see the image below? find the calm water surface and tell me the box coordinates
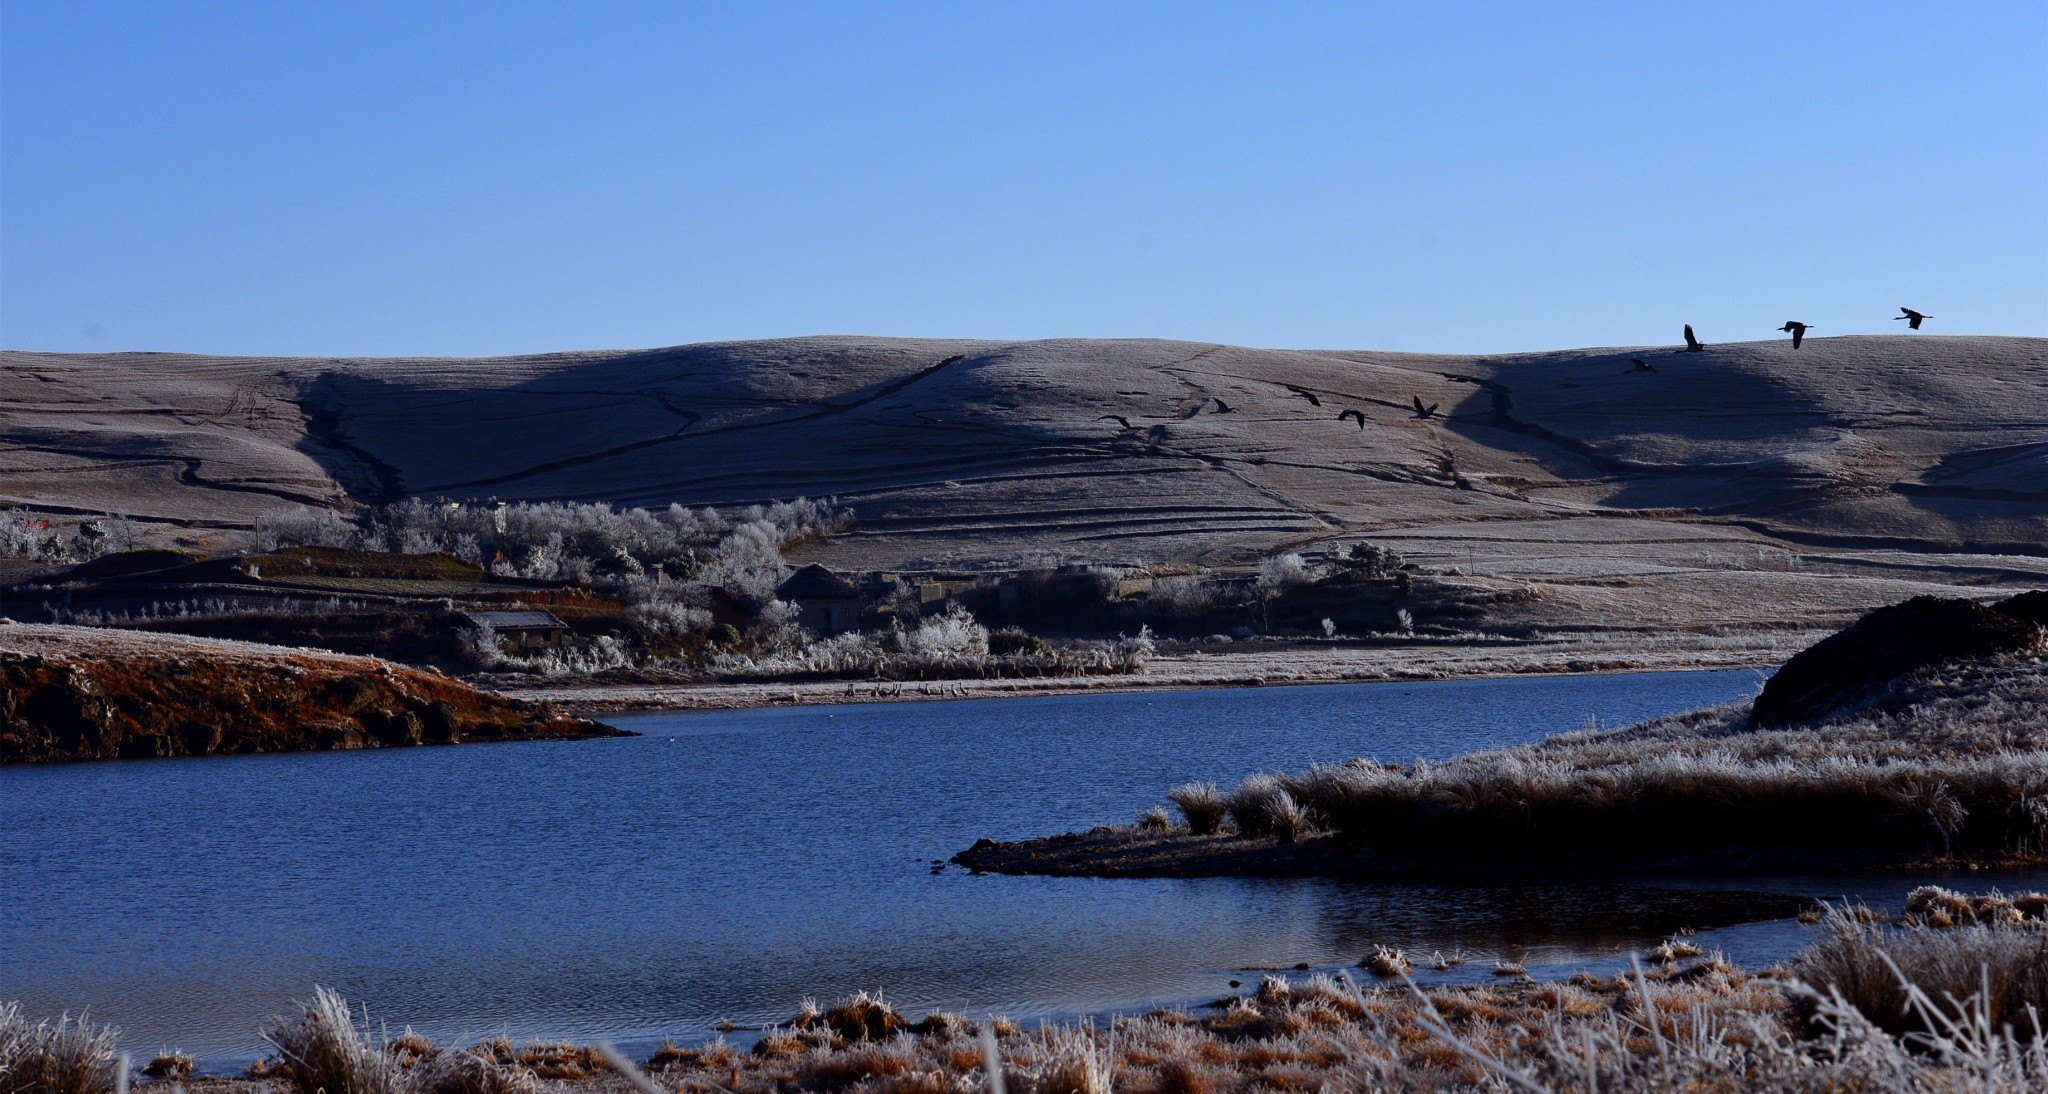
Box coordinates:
[7,669,2029,1064]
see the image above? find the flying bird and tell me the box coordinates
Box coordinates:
[1628,358,1657,373]
[1684,324,1706,353]
[1288,386,1323,407]
[1337,408,1368,429]
[1097,414,1133,430]
[1778,321,1812,349]
[1894,307,1932,330]
[1412,397,1441,420]
[1212,397,1233,413]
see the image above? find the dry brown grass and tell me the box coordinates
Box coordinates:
[0,623,615,763]
[1164,783,1227,836]
[140,1052,195,1079]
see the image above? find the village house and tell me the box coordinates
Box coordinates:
[774,564,863,634]
[460,609,570,652]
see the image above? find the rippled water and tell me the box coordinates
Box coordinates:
[7,669,2025,1065]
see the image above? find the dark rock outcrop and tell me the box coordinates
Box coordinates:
[1751,594,2045,728]
[1995,590,2048,629]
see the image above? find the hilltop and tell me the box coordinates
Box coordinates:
[5,334,2045,639]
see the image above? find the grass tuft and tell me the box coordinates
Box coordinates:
[1790,902,2048,1042]
[802,991,908,1042]
[1165,782,1227,835]
[0,1003,121,1094]
[140,1053,194,1080]
[1225,774,1314,842]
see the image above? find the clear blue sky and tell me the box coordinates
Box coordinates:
[3,1,2043,357]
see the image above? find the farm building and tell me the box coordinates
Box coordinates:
[775,564,863,634]
[460,609,570,652]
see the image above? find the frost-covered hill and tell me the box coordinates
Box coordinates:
[4,334,2041,569]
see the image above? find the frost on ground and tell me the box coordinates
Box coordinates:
[8,900,2045,1092]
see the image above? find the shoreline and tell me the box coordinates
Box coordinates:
[34,890,2048,1092]
[951,825,2048,882]
[497,630,1804,714]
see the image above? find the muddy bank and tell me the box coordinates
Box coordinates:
[0,623,624,763]
[951,825,2045,881]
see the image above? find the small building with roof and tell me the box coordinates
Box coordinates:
[460,609,571,652]
[775,564,863,634]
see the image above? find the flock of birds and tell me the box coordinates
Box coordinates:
[1770,306,1932,351]
[1097,387,1437,439]
[1092,307,1935,439]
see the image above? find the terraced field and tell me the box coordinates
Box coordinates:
[4,334,2043,635]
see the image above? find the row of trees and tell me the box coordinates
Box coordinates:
[0,513,140,563]
[252,497,852,599]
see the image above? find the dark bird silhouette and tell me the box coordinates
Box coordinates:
[1683,324,1706,352]
[1412,396,1440,420]
[1097,414,1133,430]
[1894,307,1932,330]
[1287,386,1323,407]
[1337,408,1368,429]
[1212,397,1233,413]
[1778,321,1812,349]
[1628,358,1657,373]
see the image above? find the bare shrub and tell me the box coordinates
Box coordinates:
[1255,551,1318,599]
[0,511,138,563]
[250,497,850,601]
[900,603,988,659]
[253,507,362,552]
[1146,575,1234,619]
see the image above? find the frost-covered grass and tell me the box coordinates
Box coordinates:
[18,903,2036,1093]
[0,1003,119,1094]
[1182,654,2048,867]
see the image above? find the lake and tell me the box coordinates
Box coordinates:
[6,669,2022,1066]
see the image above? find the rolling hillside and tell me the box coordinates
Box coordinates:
[4,335,2041,568]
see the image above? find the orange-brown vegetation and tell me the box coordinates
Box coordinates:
[0,623,621,763]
